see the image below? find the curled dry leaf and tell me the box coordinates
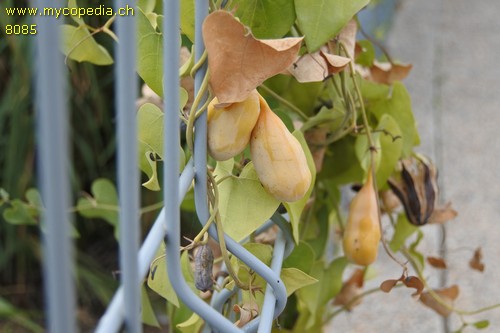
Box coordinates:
[380,189,401,214]
[380,273,424,299]
[233,302,259,327]
[333,269,365,310]
[427,256,447,269]
[203,10,302,104]
[329,19,357,60]
[380,279,400,293]
[287,49,350,83]
[420,285,460,317]
[428,202,458,224]
[469,247,485,272]
[403,276,424,300]
[369,61,413,85]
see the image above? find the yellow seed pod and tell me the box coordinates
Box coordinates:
[250,95,311,202]
[343,172,381,265]
[207,90,260,161]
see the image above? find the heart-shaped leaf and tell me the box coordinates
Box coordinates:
[203,10,302,104]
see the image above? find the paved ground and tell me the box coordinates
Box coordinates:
[327,0,500,331]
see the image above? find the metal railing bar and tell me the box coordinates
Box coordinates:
[163,0,243,332]
[115,0,140,331]
[256,229,286,333]
[35,0,76,332]
[95,163,195,333]
[189,1,288,330]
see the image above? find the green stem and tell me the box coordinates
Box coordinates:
[259,84,308,120]
[186,71,210,152]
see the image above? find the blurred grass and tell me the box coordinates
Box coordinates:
[0,0,135,328]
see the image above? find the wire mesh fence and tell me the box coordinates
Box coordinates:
[35,1,292,332]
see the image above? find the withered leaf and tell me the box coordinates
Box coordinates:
[321,51,351,74]
[369,61,413,85]
[233,303,259,328]
[380,273,423,299]
[427,256,447,269]
[288,52,329,83]
[403,276,424,300]
[203,11,302,104]
[333,269,364,310]
[331,19,357,60]
[469,247,485,272]
[380,279,399,293]
[287,49,350,83]
[428,202,458,224]
[420,285,459,317]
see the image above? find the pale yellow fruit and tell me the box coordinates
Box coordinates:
[342,172,381,266]
[207,90,260,161]
[250,96,311,202]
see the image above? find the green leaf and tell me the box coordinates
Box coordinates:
[356,114,403,188]
[215,161,280,241]
[76,178,119,237]
[300,106,345,132]
[318,135,364,185]
[296,257,348,320]
[236,0,296,38]
[176,312,203,333]
[368,82,419,157]
[408,229,425,269]
[389,213,418,252]
[137,103,186,191]
[180,0,195,42]
[283,131,316,243]
[304,204,330,259]
[2,189,42,225]
[375,114,403,188]
[356,40,376,67]
[281,268,318,297]
[262,76,323,117]
[60,24,113,65]
[355,130,381,174]
[295,0,370,52]
[283,241,316,273]
[137,8,163,96]
[147,243,179,307]
[3,200,37,225]
[141,285,160,327]
[473,320,490,329]
[138,0,156,13]
[67,0,84,25]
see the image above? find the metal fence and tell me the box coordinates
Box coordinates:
[35,0,292,332]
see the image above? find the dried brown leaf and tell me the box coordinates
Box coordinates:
[287,52,329,83]
[203,10,302,104]
[333,269,364,310]
[469,247,485,272]
[427,256,447,269]
[380,279,399,293]
[420,285,459,317]
[320,52,351,74]
[335,19,357,59]
[428,202,458,224]
[403,276,424,300]
[369,61,413,84]
[380,189,401,213]
[233,303,259,327]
